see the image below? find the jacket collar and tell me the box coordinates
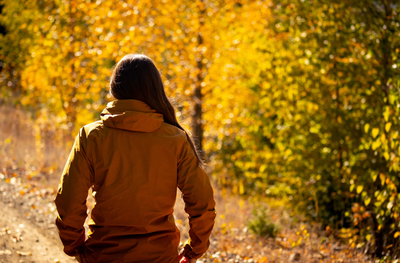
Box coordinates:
[100,99,164,132]
[101,99,156,114]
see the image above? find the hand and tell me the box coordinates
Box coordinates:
[178,250,197,263]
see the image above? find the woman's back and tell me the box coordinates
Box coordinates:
[89,100,186,230]
[54,55,215,263]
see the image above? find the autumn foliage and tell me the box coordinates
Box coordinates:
[1,0,400,260]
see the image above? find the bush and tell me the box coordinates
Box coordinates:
[247,209,280,238]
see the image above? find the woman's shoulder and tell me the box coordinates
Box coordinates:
[79,120,104,138]
[159,122,188,140]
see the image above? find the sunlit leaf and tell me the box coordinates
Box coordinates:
[385,122,392,132]
[364,123,370,133]
[371,128,380,139]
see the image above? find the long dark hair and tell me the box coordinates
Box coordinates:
[109,54,204,166]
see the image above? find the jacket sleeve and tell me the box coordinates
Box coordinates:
[54,128,93,256]
[177,139,216,259]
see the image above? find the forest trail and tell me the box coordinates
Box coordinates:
[0,193,75,263]
[0,168,373,263]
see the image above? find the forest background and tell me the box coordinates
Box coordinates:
[0,0,400,261]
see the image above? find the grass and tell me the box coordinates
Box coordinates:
[0,105,70,185]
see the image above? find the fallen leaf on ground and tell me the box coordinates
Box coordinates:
[0,250,12,255]
[16,250,32,256]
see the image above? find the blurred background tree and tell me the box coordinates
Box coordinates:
[1,0,400,258]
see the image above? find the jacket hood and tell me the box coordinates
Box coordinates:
[100,99,164,132]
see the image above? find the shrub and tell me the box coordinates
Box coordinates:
[247,209,280,238]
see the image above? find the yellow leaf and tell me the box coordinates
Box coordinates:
[384,106,390,122]
[364,123,370,133]
[371,172,378,181]
[260,164,267,173]
[5,178,10,183]
[385,122,392,132]
[395,232,400,238]
[371,128,379,138]
[221,223,227,235]
[364,197,371,206]
[383,152,390,161]
[380,173,386,186]
[371,140,381,150]
[239,179,245,194]
[356,185,363,194]
[297,236,302,245]
[381,133,386,143]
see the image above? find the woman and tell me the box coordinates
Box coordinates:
[54,54,216,263]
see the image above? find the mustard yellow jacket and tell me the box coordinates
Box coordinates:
[55,99,216,262]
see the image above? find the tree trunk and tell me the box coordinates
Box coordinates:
[191,0,205,153]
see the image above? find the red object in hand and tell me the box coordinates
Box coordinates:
[179,257,190,263]
[178,250,190,263]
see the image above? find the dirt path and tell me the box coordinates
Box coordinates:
[0,167,374,263]
[0,200,75,263]
[0,175,76,263]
